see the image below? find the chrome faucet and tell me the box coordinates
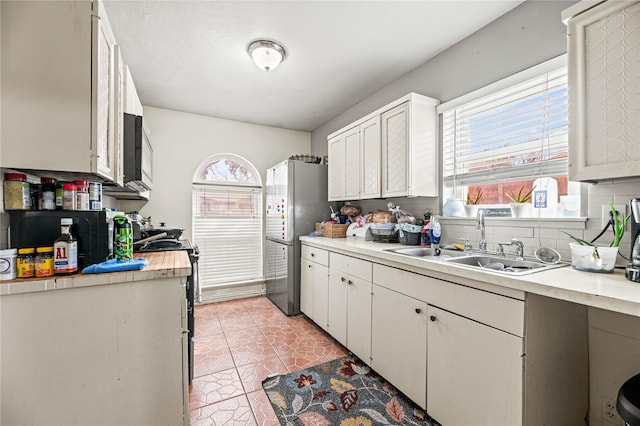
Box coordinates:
[496,239,525,261]
[477,210,487,253]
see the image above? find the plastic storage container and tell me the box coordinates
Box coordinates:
[3,173,31,210]
[17,248,35,278]
[35,246,54,277]
[0,248,17,280]
[41,177,57,210]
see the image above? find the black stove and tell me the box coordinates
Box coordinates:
[135,238,195,252]
[136,238,198,383]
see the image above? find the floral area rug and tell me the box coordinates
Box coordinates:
[262,355,441,426]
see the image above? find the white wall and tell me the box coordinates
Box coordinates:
[118,107,310,240]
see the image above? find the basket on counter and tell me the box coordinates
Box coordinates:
[315,222,348,238]
[369,223,399,243]
[399,230,421,245]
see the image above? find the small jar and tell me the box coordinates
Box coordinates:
[35,246,54,277]
[74,180,89,211]
[55,181,65,210]
[41,177,57,210]
[17,248,35,278]
[3,173,31,211]
[62,183,77,210]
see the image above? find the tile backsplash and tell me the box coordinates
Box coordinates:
[440,179,639,263]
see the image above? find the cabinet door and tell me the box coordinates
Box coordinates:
[312,263,329,332]
[344,128,361,200]
[327,269,348,346]
[360,116,381,199]
[567,1,640,181]
[346,275,371,362]
[300,258,314,318]
[427,306,523,425]
[328,136,346,201]
[381,103,409,197]
[92,1,117,180]
[113,46,125,186]
[371,285,427,408]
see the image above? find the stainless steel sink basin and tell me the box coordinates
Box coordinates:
[384,247,468,259]
[444,255,566,275]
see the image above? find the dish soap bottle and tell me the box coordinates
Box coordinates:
[54,218,78,275]
[420,213,431,247]
[429,216,441,251]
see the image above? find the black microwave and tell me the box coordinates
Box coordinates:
[123,113,153,192]
[8,210,109,269]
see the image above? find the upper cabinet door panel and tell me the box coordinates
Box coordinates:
[567,0,640,181]
[344,128,361,200]
[360,116,381,199]
[381,103,409,197]
[328,136,346,201]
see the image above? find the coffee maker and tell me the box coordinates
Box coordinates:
[625,198,640,282]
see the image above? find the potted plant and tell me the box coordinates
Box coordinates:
[561,202,631,273]
[506,186,535,218]
[464,190,483,217]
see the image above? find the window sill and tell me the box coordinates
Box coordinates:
[439,216,588,230]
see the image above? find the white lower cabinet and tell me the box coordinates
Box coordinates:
[371,284,428,408]
[426,305,523,425]
[300,246,329,331]
[327,253,372,362]
[301,242,589,425]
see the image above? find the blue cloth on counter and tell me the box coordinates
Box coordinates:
[82,258,148,274]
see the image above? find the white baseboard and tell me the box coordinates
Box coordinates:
[197,282,266,304]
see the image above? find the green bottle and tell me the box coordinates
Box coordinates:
[113,215,133,261]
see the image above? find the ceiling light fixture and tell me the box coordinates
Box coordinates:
[247,39,287,72]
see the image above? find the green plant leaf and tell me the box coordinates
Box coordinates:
[560,230,594,246]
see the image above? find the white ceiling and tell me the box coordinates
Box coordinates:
[104,0,524,132]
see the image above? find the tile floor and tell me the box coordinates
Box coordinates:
[189,296,349,425]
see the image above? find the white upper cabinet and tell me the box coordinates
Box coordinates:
[564,0,640,181]
[328,126,359,201]
[1,1,122,182]
[327,93,439,201]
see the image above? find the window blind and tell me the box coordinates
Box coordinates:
[442,66,568,187]
[192,184,263,288]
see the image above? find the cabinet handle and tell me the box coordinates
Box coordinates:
[347,280,353,285]
[341,277,346,282]
[308,264,312,268]
[430,315,436,322]
[311,253,315,257]
[415,308,421,314]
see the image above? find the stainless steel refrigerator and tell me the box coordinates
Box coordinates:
[265,160,330,315]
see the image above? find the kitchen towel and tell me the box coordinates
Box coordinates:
[82,258,148,274]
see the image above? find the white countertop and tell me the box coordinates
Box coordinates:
[300,236,640,318]
[0,251,192,296]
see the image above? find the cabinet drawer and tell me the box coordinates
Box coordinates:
[302,245,329,266]
[330,253,372,281]
[373,264,524,337]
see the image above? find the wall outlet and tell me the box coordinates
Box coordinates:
[601,396,623,424]
[602,204,626,229]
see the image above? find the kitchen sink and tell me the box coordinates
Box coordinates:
[444,255,567,276]
[384,247,567,275]
[384,247,469,259]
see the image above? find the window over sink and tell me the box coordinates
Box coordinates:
[438,55,582,218]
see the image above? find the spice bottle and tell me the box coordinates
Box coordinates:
[17,248,35,278]
[74,180,89,211]
[41,178,57,210]
[3,173,31,210]
[35,247,54,277]
[55,181,65,210]
[54,218,78,275]
[62,183,77,210]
